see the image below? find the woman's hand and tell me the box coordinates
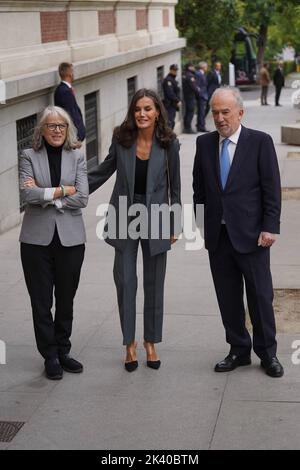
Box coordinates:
[65,186,76,196]
[23,177,37,188]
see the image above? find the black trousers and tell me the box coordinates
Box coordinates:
[196,98,207,130]
[183,97,195,130]
[275,86,283,105]
[208,226,277,361]
[166,106,176,130]
[20,230,85,360]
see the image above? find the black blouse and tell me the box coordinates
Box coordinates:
[44,139,63,187]
[134,156,149,195]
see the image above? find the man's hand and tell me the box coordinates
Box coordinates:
[258,232,276,248]
[170,235,178,245]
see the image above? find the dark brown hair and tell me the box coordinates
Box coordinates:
[113,88,176,148]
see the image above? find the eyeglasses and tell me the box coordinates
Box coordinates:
[44,123,68,131]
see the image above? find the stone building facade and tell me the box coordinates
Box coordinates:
[0,0,185,233]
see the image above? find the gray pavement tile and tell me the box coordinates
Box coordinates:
[277,333,300,354]
[211,401,300,450]
[0,345,56,393]
[7,350,226,450]
[0,391,47,422]
[272,266,300,289]
[281,160,300,187]
[86,312,227,353]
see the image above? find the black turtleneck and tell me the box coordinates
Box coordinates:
[44,139,63,187]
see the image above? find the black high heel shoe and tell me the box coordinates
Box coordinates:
[125,360,138,372]
[144,341,161,370]
[146,359,161,370]
[124,342,138,372]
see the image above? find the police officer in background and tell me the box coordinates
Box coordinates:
[162,64,181,129]
[195,61,209,132]
[182,62,200,134]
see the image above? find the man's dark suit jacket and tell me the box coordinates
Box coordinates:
[195,71,208,101]
[193,126,281,254]
[273,68,285,88]
[54,82,86,141]
[206,70,222,99]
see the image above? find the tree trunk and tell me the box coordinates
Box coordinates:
[257,23,268,71]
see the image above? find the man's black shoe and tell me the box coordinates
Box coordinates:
[197,128,209,133]
[261,357,284,378]
[214,354,251,372]
[59,354,83,373]
[44,357,63,380]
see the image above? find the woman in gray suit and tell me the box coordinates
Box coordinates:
[89,89,181,372]
[19,105,89,380]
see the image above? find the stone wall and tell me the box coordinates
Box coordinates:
[0,0,185,233]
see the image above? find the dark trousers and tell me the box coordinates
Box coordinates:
[20,230,85,360]
[275,86,283,105]
[261,86,269,104]
[196,98,207,130]
[208,226,277,361]
[183,97,195,130]
[166,106,176,129]
[113,237,167,346]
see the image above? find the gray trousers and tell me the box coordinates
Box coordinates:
[113,236,167,345]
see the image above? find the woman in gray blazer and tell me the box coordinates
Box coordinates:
[89,89,181,372]
[19,105,89,380]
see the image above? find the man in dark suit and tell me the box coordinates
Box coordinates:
[206,61,222,116]
[273,62,285,106]
[182,62,200,134]
[193,87,284,378]
[195,61,209,132]
[54,63,86,147]
[162,64,181,129]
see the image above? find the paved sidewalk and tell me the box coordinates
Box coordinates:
[0,78,300,450]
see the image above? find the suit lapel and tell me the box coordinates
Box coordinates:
[122,142,136,204]
[60,149,69,185]
[146,138,165,206]
[37,146,52,187]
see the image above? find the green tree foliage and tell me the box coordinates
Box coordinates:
[176,0,300,67]
[176,0,240,65]
[240,0,300,66]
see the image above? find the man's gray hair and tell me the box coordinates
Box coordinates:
[199,61,208,69]
[210,86,244,109]
[32,105,78,151]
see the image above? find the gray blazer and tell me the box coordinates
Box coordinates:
[19,147,89,247]
[88,137,181,256]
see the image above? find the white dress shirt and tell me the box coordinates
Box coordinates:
[219,125,242,164]
[219,125,242,223]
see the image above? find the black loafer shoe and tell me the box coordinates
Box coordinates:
[59,354,83,373]
[261,357,284,377]
[214,354,251,372]
[45,357,63,380]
